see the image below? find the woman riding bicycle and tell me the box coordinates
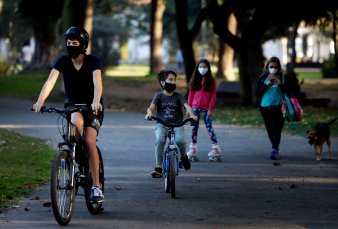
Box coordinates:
[145,70,197,178]
[33,26,104,202]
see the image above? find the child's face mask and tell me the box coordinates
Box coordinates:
[163,82,176,92]
[268,66,278,75]
[198,67,208,75]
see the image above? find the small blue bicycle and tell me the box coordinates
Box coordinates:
[148,116,194,198]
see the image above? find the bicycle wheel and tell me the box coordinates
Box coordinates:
[84,146,104,214]
[50,150,76,226]
[169,149,176,198]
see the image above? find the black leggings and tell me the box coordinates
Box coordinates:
[260,105,285,150]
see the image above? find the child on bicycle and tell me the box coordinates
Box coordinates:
[186,58,222,162]
[145,70,198,178]
[32,26,104,202]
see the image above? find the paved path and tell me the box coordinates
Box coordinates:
[0,98,338,229]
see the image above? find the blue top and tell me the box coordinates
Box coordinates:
[260,78,283,107]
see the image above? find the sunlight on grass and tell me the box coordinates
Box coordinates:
[295,68,322,79]
[105,63,240,79]
[105,64,150,77]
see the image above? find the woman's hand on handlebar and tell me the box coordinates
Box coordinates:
[32,102,44,113]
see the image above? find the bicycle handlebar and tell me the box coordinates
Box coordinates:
[31,104,92,116]
[147,116,195,128]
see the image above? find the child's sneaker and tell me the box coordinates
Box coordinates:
[91,186,104,203]
[187,143,199,161]
[208,144,222,162]
[270,149,279,160]
[150,167,162,178]
[181,155,191,170]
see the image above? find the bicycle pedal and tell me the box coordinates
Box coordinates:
[151,173,162,178]
[91,198,104,204]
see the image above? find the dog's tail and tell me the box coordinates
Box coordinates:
[327,117,338,126]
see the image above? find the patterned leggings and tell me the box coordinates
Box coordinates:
[191,108,218,144]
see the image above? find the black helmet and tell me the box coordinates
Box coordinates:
[64,26,89,48]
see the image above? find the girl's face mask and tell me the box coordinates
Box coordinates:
[268,66,278,75]
[198,67,208,75]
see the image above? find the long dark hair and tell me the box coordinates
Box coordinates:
[189,59,215,91]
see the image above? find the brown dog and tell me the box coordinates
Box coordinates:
[307,117,337,161]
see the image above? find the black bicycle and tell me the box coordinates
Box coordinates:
[33,105,104,225]
[148,116,194,198]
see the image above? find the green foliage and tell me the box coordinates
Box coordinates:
[321,58,338,78]
[296,70,322,79]
[0,71,62,101]
[0,129,54,212]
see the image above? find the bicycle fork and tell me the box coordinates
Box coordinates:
[57,142,77,188]
[169,131,179,175]
[164,145,179,175]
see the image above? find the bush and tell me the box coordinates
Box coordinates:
[321,58,337,78]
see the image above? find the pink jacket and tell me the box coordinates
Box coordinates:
[188,80,217,112]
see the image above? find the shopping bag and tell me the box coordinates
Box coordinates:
[282,95,303,122]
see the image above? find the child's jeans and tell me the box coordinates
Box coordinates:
[154,123,186,167]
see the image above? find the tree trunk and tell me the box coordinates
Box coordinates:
[174,0,196,85]
[286,23,299,74]
[150,0,165,74]
[223,13,237,81]
[84,0,93,54]
[216,41,225,79]
[28,23,60,71]
[237,45,263,105]
[62,0,86,29]
[331,9,338,77]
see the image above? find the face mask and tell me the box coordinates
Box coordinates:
[268,67,278,75]
[198,67,208,75]
[67,46,84,59]
[163,82,176,93]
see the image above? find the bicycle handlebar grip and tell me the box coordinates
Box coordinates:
[31,105,46,113]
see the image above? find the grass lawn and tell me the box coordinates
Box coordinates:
[0,129,54,212]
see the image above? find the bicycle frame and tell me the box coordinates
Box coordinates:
[34,104,104,225]
[163,129,179,176]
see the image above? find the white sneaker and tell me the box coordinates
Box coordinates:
[91,186,104,202]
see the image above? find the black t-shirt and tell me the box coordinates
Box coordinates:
[152,91,186,124]
[52,54,102,104]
